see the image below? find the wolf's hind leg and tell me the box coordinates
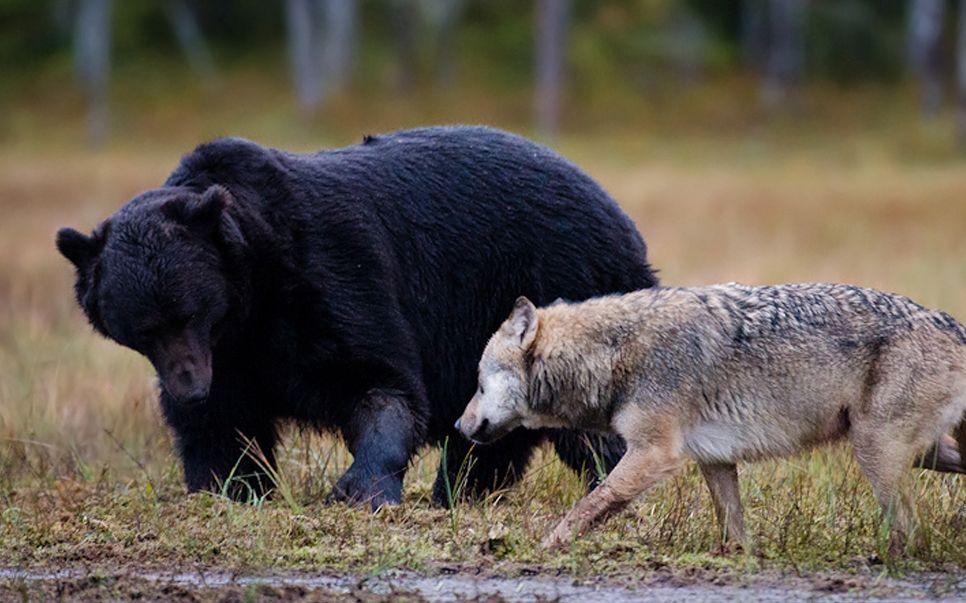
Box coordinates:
[913,434,963,474]
[699,462,745,550]
[850,425,916,555]
[540,442,683,550]
[956,420,966,471]
[432,428,538,506]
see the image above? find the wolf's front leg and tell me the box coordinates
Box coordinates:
[540,442,684,550]
[332,389,416,510]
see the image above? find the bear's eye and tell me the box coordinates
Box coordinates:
[131,326,160,347]
[135,322,161,339]
[175,310,197,325]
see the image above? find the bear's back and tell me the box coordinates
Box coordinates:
[167,127,656,435]
[310,127,656,432]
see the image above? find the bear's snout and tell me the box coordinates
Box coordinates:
[167,360,210,405]
[153,330,212,405]
[161,356,211,405]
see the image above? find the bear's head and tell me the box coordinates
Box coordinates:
[56,184,247,406]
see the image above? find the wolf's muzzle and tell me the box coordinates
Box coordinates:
[455,415,494,444]
[467,418,494,444]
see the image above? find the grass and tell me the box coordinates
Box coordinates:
[1,95,965,583]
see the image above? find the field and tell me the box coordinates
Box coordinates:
[1,123,966,599]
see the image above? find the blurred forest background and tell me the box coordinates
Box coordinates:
[3,0,966,151]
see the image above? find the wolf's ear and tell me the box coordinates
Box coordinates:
[508,296,538,349]
[56,222,109,271]
[163,185,246,248]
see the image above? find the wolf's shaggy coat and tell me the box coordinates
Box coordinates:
[457,283,966,553]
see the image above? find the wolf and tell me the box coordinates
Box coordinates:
[456,284,966,553]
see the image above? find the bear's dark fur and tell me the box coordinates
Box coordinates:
[56,126,658,507]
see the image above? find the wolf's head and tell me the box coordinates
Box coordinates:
[456,296,548,444]
[56,185,248,406]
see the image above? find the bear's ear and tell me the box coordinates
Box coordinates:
[195,184,232,224]
[56,222,109,271]
[203,185,247,248]
[162,185,246,249]
[161,185,227,226]
[507,296,538,350]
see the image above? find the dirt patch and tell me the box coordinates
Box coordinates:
[2,565,965,602]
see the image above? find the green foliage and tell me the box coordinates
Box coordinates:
[0,0,943,89]
[0,0,65,70]
[809,0,906,83]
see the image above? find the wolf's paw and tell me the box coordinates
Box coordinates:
[538,526,572,551]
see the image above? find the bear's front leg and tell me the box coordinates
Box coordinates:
[161,390,278,501]
[332,389,416,509]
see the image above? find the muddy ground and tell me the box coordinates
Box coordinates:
[2,563,966,602]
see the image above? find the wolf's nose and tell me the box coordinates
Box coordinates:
[454,418,462,432]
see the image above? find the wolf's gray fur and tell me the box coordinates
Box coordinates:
[456,283,966,553]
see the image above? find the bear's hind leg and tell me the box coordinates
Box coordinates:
[432,428,539,507]
[550,430,626,490]
[914,434,963,473]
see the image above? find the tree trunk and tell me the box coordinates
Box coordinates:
[435,0,463,88]
[669,6,708,84]
[286,0,356,115]
[286,0,323,116]
[167,0,215,81]
[73,0,112,147]
[535,0,569,137]
[908,0,946,117]
[323,0,356,91]
[392,0,419,94]
[741,0,768,73]
[761,0,806,112]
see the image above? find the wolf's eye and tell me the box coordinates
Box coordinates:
[478,384,484,395]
